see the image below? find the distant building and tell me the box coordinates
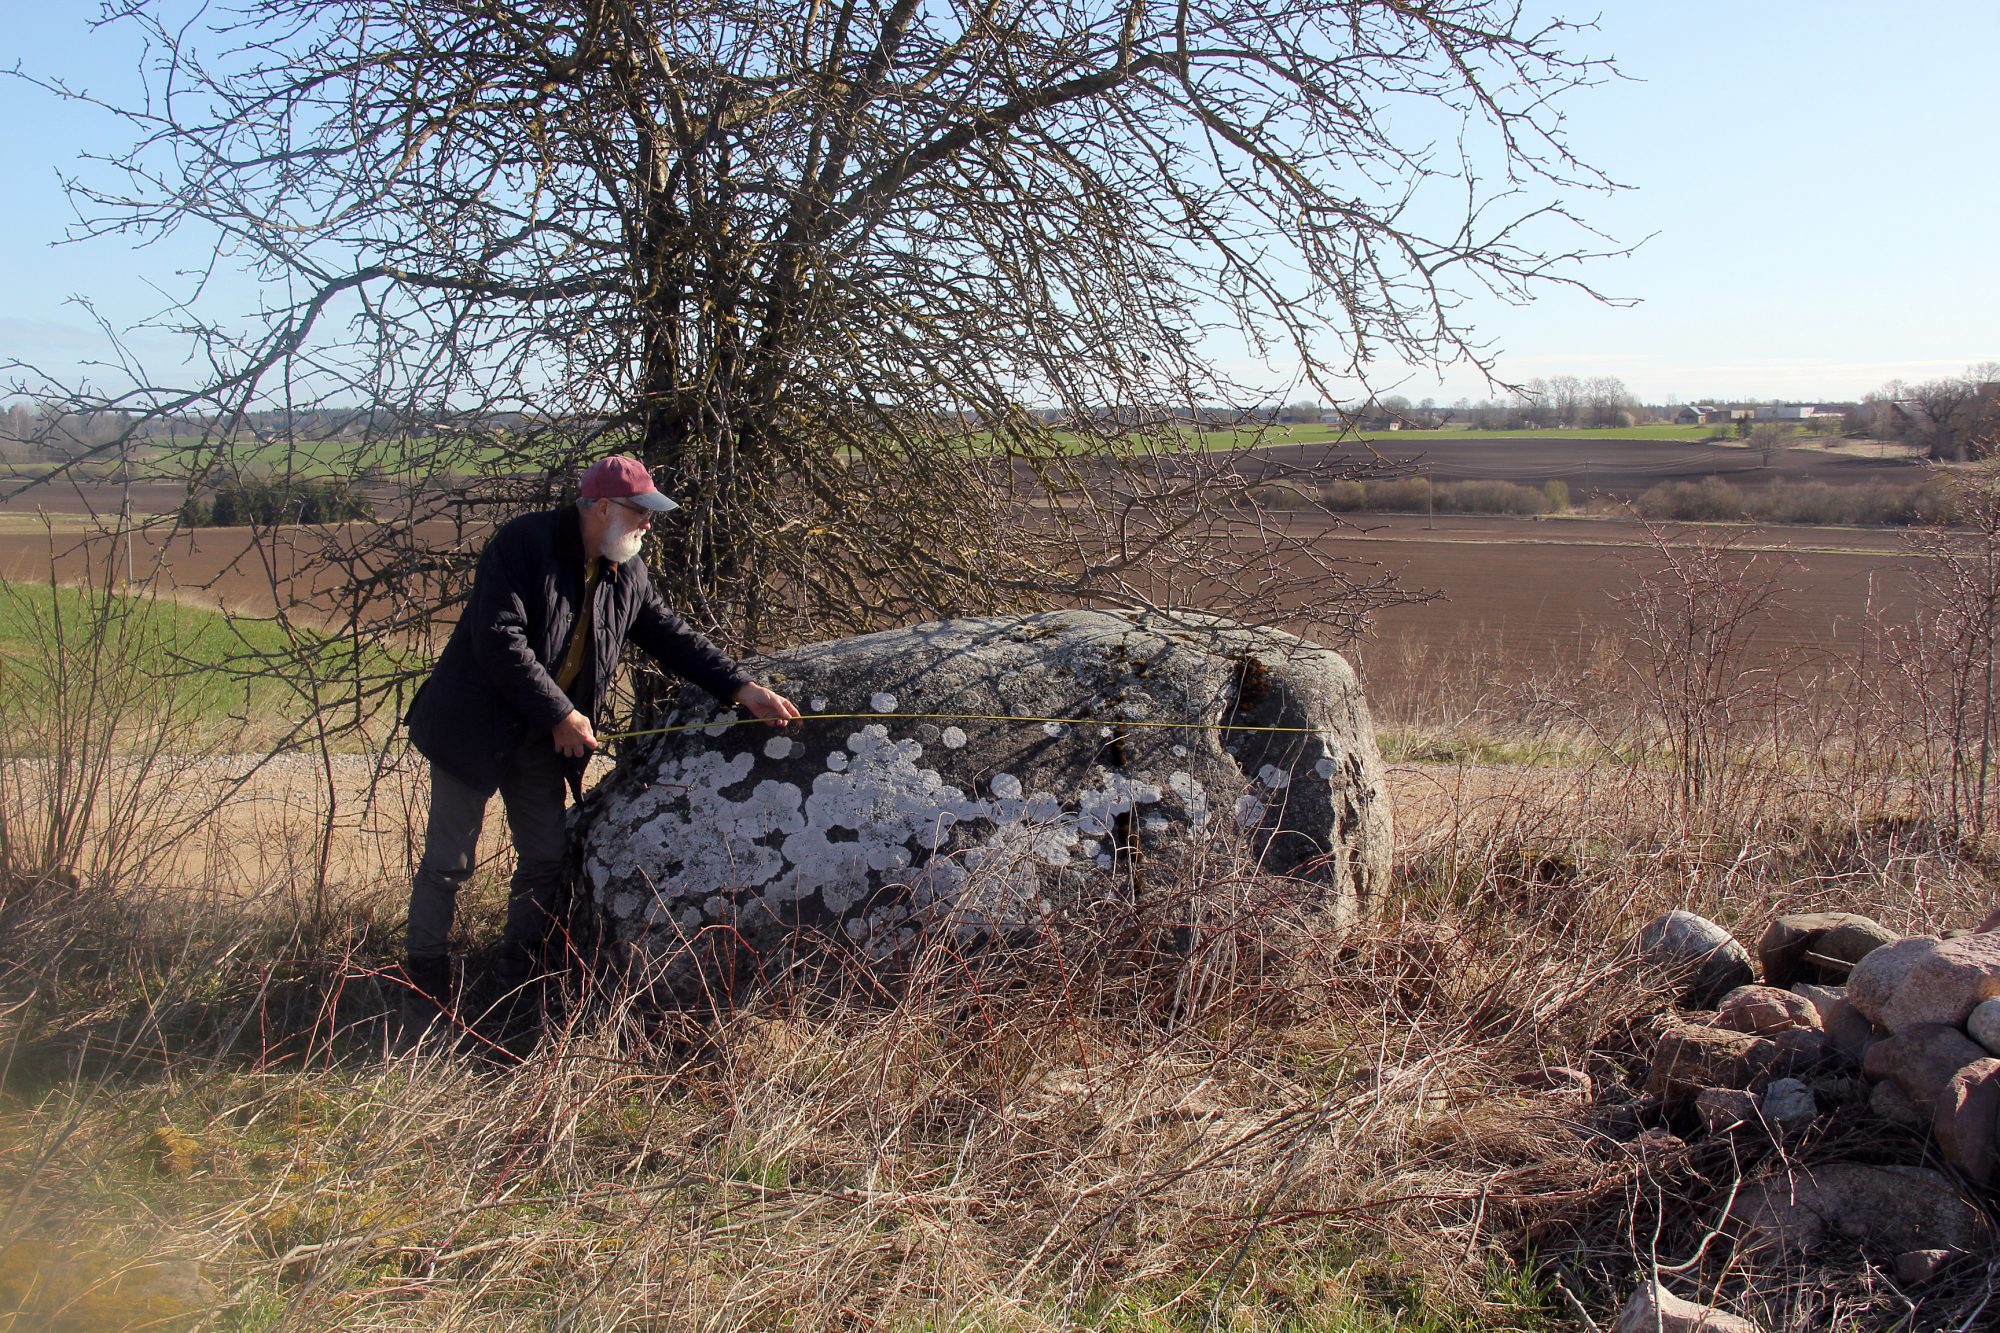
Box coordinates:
[1679,405,1751,425]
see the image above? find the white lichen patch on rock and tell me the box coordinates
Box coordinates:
[1167,771,1211,828]
[1077,771,1164,836]
[584,749,802,900]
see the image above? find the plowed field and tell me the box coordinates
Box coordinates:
[1255,435,1924,497]
[0,439,1939,687]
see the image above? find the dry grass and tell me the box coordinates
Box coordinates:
[3,728,1994,1331]
[4,545,2000,1328]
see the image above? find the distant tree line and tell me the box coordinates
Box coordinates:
[1854,364,2000,461]
[1318,375,1643,431]
[179,477,373,528]
[0,401,539,462]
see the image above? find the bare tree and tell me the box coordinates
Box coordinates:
[1582,374,1635,427]
[1747,422,1790,468]
[10,0,1622,718]
[1871,366,2000,461]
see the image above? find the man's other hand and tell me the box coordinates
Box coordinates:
[553,709,598,758]
[735,681,801,729]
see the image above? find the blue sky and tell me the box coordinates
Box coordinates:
[1,2,1993,407]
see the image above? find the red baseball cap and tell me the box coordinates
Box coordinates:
[579,455,678,512]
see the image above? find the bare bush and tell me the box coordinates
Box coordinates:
[0,549,225,907]
[1614,522,1791,836]
[1634,475,1954,528]
[1878,470,2000,845]
[1633,477,1747,523]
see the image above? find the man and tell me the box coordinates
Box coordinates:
[399,454,798,1041]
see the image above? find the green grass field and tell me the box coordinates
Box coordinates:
[0,580,403,740]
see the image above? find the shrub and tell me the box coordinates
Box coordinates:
[1637,477,1956,527]
[1369,477,1433,512]
[182,477,373,528]
[1634,476,1745,522]
[1321,480,1368,511]
[1314,476,1561,517]
[1246,482,1320,510]
[1543,478,1570,512]
[1752,481,1846,526]
[1435,479,1549,515]
[1912,475,1962,526]
[1842,482,1920,527]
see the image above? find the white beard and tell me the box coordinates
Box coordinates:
[604,520,646,565]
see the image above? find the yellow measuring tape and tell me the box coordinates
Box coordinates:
[599,710,1325,744]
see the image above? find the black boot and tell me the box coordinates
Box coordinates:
[482,946,546,1053]
[394,954,455,1053]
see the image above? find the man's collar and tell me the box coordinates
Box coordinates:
[555,503,587,561]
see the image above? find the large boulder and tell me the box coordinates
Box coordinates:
[1715,984,1819,1035]
[1791,983,1872,1062]
[1646,1019,1783,1105]
[576,611,1392,995]
[1848,934,2000,1032]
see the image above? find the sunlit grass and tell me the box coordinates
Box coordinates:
[0,579,404,739]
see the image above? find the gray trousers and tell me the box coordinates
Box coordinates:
[406,744,570,962]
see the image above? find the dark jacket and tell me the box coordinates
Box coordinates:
[406,505,750,795]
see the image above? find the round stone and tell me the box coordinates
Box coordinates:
[1635,910,1754,1008]
[1970,997,2000,1056]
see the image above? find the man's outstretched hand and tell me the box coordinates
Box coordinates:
[735,681,801,729]
[553,709,598,758]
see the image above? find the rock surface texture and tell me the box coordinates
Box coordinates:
[1860,1023,1988,1107]
[1758,912,1897,987]
[1727,1164,1991,1256]
[1716,985,1819,1034]
[1613,1281,1764,1333]
[1934,1059,2000,1186]
[576,612,1392,995]
[1968,996,2000,1055]
[1636,911,1755,1007]
[1848,934,2000,1032]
